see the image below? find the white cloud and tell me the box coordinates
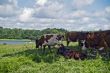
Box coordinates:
[82,17,90,22]
[0,4,13,12]
[94,11,105,17]
[105,6,110,13]
[34,1,65,19]
[19,8,35,22]
[103,24,110,30]
[44,1,64,18]
[93,7,110,18]
[9,0,18,7]
[0,0,18,17]
[0,0,110,31]
[36,0,48,6]
[72,10,87,17]
[73,0,94,8]
[63,10,90,19]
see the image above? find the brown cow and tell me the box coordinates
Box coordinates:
[65,31,88,48]
[57,44,87,60]
[65,32,79,46]
[80,30,110,58]
[85,31,110,50]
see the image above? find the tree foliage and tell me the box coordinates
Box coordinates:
[0,27,67,39]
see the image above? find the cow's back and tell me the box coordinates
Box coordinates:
[65,32,79,42]
[44,34,54,42]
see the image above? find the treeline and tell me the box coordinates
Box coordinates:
[0,27,67,39]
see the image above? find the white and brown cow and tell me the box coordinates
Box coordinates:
[35,34,64,52]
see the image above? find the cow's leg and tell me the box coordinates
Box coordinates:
[94,47,101,59]
[48,45,52,53]
[67,41,70,46]
[43,45,46,53]
[78,40,81,47]
[35,45,37,49]
[35,43,39,49]
[107,48,110,59]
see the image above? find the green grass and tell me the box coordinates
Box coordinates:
[0,42,110,73]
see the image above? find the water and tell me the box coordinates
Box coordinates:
[0,40,34,45]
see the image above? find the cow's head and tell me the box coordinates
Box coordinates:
[56,34,64,41]
[78,32,88,49]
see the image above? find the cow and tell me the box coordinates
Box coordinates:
[65,32,79,46]
[65,31,88,49]
[80,30,110,58]
[35,34,64,52]
[57,44,87,60]
[84,31,110,50]
[65,50,87,60]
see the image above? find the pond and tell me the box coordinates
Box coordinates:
[0,40,34,45]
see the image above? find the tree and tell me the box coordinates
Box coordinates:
[0,27,67,39]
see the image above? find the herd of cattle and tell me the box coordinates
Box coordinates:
[35,30,110,60]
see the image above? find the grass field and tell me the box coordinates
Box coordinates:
[0,42,110,73]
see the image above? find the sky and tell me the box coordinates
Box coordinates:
[0,0,110,31]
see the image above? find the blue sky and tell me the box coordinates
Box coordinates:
[0,0,110,31]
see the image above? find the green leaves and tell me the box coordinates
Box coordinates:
[0,28,67,39]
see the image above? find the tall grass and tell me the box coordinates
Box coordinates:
[0,42,110,73]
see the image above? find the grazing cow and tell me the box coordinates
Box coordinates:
[35,34,64,52]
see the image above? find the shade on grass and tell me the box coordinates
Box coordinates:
[0,43,110,73]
